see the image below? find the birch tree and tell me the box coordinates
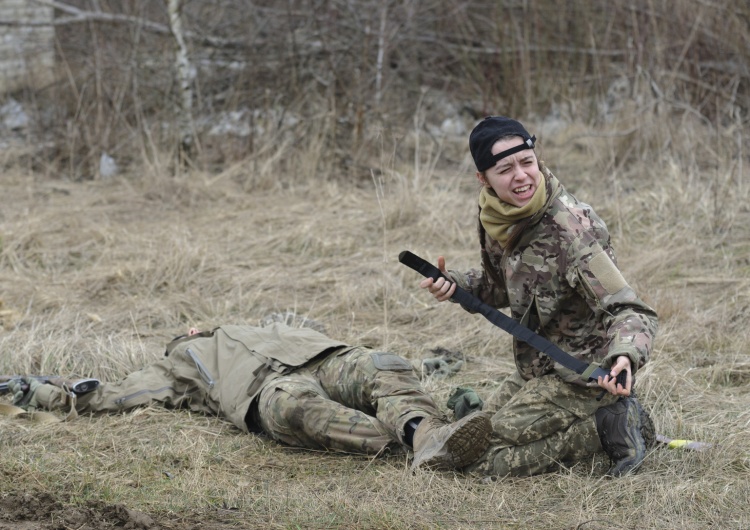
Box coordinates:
[166,0,195,162]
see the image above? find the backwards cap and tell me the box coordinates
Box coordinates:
[469,116,536,172]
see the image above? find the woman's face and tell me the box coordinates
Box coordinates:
[477,137,541,207]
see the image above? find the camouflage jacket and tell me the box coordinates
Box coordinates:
[165,324,348,431]
[449,167,658,386]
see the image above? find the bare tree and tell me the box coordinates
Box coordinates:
[166,0,194,162]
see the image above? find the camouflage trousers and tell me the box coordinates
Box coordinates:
[467,371,617,477]
[73,346,441,455]
[253,347,442,454]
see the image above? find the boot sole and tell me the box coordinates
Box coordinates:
[412,412,492,471]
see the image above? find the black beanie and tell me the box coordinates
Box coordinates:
[469,116,536,172]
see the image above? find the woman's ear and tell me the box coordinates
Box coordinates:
[475,171,488,187]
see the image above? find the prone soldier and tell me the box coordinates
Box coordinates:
[4,322,492,471]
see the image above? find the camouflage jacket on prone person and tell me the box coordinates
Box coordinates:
[448,165,658,386]
[163,324,348,431]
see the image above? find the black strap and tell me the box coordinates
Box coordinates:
[486,135,536,168]
[399,250,611,382]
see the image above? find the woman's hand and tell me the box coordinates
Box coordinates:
[596,355,633,396]
[419,256,456,302]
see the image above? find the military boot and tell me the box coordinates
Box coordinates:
[595,396,654,476]
[411,411,491,471]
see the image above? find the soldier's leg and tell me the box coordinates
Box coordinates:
[467,416,602,477]
[314,347,443,445]
[482,371,525,414]
[255,368,397,454]
[313,347,492,469]
[467,374,610,477]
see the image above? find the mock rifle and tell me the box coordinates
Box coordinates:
[398,250,626,389]
[0,375,100,396]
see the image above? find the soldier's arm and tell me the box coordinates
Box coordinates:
[448,264,509,310]
[568,238,658,374]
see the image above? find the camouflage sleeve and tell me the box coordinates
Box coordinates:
[566,237,658,374]
[446,266,510,309]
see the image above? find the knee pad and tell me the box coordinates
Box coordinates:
[370,352,414,371]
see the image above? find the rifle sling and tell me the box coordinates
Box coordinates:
[399,250,610,382]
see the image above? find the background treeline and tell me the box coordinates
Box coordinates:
[6,0,750,179]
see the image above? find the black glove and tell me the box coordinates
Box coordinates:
[446,387,484,419]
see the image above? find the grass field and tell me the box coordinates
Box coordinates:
[1,114,749,529]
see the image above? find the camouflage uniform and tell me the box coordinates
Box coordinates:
[74,323,441,454]
[450,166,658,476]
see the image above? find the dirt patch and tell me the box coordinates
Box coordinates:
[0,492,156,530]
[0,491,277,530]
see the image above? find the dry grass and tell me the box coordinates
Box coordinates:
[1,110,749,529]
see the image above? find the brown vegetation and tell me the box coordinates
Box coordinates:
[0,1,749,528]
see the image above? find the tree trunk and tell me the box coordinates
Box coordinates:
[166,0,194,163]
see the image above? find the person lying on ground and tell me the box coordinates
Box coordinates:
[6,320,492,471]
